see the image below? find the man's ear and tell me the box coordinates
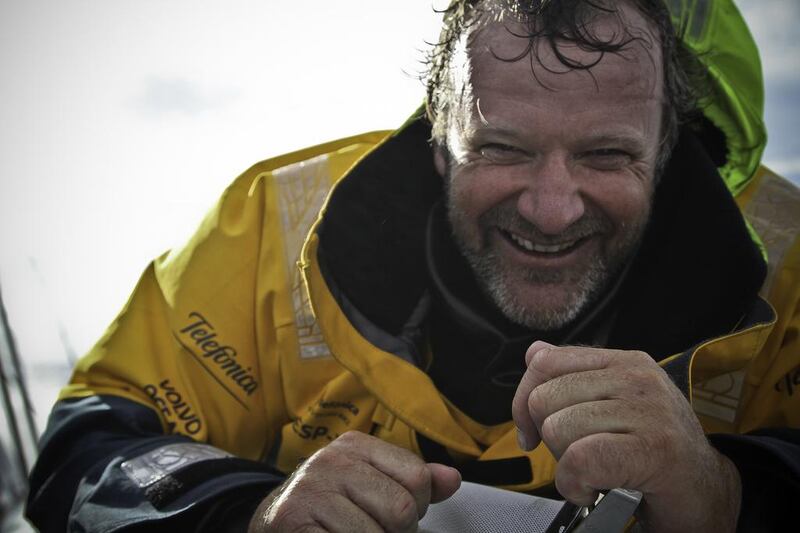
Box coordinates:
[433,143,449,179]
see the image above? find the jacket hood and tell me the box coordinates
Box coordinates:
[667,0,767,195]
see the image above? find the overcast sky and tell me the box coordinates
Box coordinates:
[1,0,798,431]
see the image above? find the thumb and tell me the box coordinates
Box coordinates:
[427,463,462,503]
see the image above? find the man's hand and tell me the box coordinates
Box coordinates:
[248,431,461,532]
[512,341,741,533]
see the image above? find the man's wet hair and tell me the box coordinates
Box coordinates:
[424,0,707,173]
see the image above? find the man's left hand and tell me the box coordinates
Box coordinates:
[511,341,741,533]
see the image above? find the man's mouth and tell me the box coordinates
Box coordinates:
[502,230,586,255]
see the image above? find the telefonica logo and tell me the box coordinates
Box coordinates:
[179,311,259,399]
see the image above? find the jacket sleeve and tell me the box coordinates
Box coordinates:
[24,163,293,532]
[710,429,800,532]
[711,261,800,532]
[26,395,284,532]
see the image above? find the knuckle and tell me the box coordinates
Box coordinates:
[407,462,432,494]
[540,414,560,447]
[313,432,369,466]
[336,430,364,445]
[562,440,592,476]
[529,347,553,372]
[639,367,663,385]
[291,474,327,499]
[307,447,341,470]
[390,492,419,531]
[511,391,528,419]
[622,368,659,398]
[298,451,355,486]
[629,350,653,365]
[527,386,549,419]
[267,501,307,531]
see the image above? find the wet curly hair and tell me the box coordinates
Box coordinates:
[424,0,706,172]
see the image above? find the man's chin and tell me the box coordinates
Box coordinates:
[487,281,590,332]
[459,243,610,331]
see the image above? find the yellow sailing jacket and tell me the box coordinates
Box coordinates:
[59,121,800,492]
[58,0,799,495]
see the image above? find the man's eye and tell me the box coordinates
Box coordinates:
[582,149,632,170]
[479,143,524,164]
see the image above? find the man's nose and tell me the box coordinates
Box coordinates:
[515,154,585,235]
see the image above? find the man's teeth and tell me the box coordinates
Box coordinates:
[508,232,578,253]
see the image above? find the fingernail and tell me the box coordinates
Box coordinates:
[517,429,532,451]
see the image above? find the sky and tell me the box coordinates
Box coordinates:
[0,0,798,433]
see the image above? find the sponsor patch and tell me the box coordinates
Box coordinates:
[143,379,203,435]
[176,311,260,403]
[121,443,232,488]
[774,366,800,397]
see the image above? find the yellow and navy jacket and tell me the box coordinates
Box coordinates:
[26,1,800,532]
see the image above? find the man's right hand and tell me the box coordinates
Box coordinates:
[248,431,462,532]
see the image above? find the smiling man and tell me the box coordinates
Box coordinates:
[27,1,800,532]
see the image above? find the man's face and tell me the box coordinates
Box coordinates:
[435,4,664,331]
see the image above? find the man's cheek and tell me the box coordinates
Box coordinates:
[447,190,482,243]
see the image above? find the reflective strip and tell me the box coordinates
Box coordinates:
[692,370,745,424]
[744,170,800,298]
[665,0,710,42]
[121,443,232,488]
[273,156,333,359]
[688,0,712,42]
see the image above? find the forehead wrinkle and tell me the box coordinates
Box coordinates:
[469,85,660,124]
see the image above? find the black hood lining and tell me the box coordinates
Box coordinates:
[606,127,766,357]
[318,118,442,336]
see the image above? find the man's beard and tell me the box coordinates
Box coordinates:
[447,201,648,332]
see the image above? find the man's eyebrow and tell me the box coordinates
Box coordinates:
[468,128,646,148]
[578,132,646,149]
[468,123,524,141]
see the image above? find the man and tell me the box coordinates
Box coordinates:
[26,1,800,532]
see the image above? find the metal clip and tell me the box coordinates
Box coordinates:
[568,488,643,532]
